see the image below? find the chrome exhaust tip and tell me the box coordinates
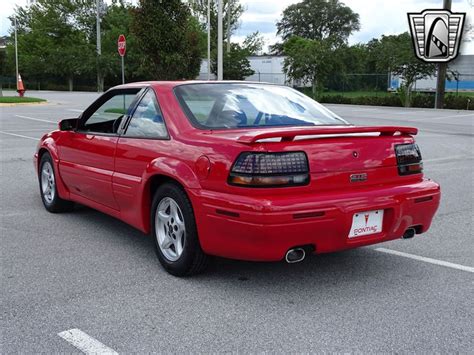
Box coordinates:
[402,228,416,239]
[285,248,306,263]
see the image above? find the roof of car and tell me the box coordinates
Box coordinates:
[111,80,278,91]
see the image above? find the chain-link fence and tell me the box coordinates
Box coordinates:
[196,72,406,93]
[0,75,123,92]
[2,72,474,95]
[196,72,289,86]
[245,72,288,86]
[445,73,474,93]
[389,73,474,94]
[325,73,390,92]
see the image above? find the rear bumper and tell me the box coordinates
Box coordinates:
[188,179,440,261]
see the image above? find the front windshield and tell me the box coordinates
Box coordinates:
[174,83,348,130]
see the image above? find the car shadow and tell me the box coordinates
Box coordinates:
[67,203,412,295]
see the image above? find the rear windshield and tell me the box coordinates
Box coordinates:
[174,83,348,129]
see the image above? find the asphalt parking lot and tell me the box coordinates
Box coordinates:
[1,90,473,353]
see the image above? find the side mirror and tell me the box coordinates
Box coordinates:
[59,118,79,131]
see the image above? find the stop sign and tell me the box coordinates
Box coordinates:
[117,34,126,57]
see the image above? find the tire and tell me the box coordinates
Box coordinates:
[38,153,74,213]
[151,182,209,276]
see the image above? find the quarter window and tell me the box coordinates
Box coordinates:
[125,90,168,138]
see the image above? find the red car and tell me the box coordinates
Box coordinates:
[35,81,440,276]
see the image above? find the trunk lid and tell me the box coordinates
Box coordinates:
[208,125,419,192]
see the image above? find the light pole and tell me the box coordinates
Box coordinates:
[452,71,460,95]
[14,17,19,87]
[217,0,223,80]
[434,0,451,109]
[227,0,231,53]
[96,0,102,92]
[207,0,211,80]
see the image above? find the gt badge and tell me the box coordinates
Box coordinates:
[350,173,367,183]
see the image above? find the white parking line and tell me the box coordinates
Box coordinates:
[424,155,471,163]
[15,115,56,124]
[376,248,474,273]
[431,113,474,120]
[390,111,412,115]
[0,130,38,141]
[1,128,51,132]
[58,329,118,355]
[67,109,84,113]
[348,108,380,112]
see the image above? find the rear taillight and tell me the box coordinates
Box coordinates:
[228,152,310,187]
[395,143,423,175]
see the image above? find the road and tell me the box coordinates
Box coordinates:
[1,91,473,353]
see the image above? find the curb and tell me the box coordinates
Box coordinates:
[0,101,49,107]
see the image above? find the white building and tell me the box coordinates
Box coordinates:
[197,55,289,85]
[245,56,287,85]
[389,54,474,92]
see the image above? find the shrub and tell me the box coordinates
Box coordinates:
[312,91,472,110]
[444,95,474,110]
[397,86,410,107]
[316,94,402,107]
[317,95,352,104]
[356,95,401,107]
[411,93,435,108]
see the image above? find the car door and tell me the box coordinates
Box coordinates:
[113,88,170,217]
[58,88,141,209]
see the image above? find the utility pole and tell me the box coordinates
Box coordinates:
[14,17,19,85]
[207,0,211,80]
[96,0,102,92]
[434,0,451,109]
[217,0,223,80]
[226,0,231,53]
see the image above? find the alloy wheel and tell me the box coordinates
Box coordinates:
[41,161,56,203]
[155,197,186,262]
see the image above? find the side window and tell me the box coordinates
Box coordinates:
[81,90,139,134]
[124,90,168,138]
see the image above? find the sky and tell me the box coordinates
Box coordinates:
[1,0,473,54]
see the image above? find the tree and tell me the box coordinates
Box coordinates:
[212,43,254,80]
[191,0,256,80]
[275,0,360,51]
[8,0,96,91]
[0,44,8,96]
[283,36,334,94]
[190,0,244,54]
[210,31,262,80]
[274,0,360,89]
[328,43,385,92]
[131,0,205,80]
[370,32,436,106]
[98,1,145,86]
[243,31,265,56]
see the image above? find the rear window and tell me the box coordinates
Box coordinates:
[174,83,348,130]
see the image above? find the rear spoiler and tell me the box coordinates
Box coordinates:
[237,126,418,144]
